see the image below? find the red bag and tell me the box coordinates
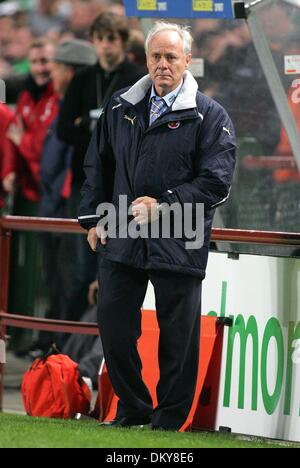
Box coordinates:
[21,350,92,419]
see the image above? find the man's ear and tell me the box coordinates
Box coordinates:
[185,54,192,69]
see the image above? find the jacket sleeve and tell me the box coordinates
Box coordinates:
[1,137,20,179]
[78,109,115,230]
[158,104,237,210]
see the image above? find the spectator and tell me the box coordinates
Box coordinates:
[201,21,281,155]
[28,39,98,355]
[29,0,67,37]
[127,29,147,69]
[68,0,100,39]
[39,39,97,218]
[57,12,145,204]
[4,39,59,203]
[4,26,33,76]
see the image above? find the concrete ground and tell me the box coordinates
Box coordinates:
[2,352,31,414]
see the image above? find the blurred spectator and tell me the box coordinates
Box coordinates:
[127,29,146,69]
[27,39,98,355]
[4,26,33,75]
[68,0,101,39]
[57,12,145,209]
[3,40,59,349]
[0,102,16,209]
[198,20,282,155]
[3,39,59,202]
[29,0,67,37]
[39,39,97,218]
[0,15,15,79]
[105,2,125,16]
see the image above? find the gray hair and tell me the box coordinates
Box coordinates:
[145,21,193,55]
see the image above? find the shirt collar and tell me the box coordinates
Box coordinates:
[150,80,183,107]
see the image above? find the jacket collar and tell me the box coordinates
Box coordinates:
[24,75,53,102]
[120,70,198,112]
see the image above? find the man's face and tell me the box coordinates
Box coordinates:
[28,46,51,87]
[147,31,191,96]
[92,31,125,69]
[51,62,74,97]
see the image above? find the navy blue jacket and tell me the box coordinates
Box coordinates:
[39,113,73,218]
[78,72,236,278]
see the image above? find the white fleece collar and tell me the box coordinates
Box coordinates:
[120,70,198,112]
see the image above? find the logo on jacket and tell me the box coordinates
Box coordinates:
[223,126,231,136]
[124,115,136,126]
[168,122,180,130]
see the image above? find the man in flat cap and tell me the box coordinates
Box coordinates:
[30,40,98,356]
[39,39,97,220]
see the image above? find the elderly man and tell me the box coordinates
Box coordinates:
[79,22,236,431]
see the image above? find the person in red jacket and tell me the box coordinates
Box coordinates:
[4,39,59,202]
[0,102,16,209]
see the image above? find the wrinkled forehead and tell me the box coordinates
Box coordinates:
[148,30,184,54]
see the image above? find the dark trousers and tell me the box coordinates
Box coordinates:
[98,258,202,430]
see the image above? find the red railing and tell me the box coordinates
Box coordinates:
[1,215,300,411]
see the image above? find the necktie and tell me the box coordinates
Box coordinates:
[149,96,167,126]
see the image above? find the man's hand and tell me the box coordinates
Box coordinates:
[7,116,24,147]
[87,226,107,251]
[2,172,17,193]
[88,280,99,306]
[132,196,159,225]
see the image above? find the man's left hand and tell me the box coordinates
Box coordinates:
[132,196,159,225]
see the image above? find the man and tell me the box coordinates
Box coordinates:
[29,40,98,356]
[57,12,145,208]
[39,40,97,219]
[3,40,58,355]
[3,39,58,202]
[79,22,236,431]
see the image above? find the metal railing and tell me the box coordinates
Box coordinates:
[1,215,300,411]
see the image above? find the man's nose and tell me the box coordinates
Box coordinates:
[39,65,48,74]
[101,38,112,48]
[158,57,168,68]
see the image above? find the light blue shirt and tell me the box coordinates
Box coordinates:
[150,80,183,108]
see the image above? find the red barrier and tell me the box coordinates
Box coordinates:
[0,216,300,414]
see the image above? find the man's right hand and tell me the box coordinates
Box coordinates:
[87,226,107,251]
[2,172,17,193]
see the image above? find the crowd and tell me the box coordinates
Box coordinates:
[0,0,146,388]
[0,0,299,383]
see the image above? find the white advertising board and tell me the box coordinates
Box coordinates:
[143,252,300,442]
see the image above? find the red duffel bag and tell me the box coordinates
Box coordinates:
[21,346,91,419]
